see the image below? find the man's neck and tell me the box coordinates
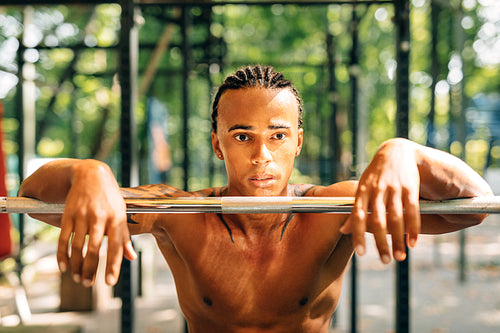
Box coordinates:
[217,212,293,242]
[214,183,299,239]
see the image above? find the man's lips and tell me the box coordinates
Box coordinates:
[248,174,277,187]
[250,175,274,181]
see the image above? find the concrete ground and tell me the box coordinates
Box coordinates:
[1,213,500,333]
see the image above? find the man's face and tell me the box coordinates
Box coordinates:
[212,87,303,196]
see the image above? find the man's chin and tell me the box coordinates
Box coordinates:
[245,186,286,197]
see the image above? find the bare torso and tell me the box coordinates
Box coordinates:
[18,138,492,332]
[127,183,356,333]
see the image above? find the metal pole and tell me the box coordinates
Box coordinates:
[138,0,395,6]
[15,16,26,279]
[349,5,359,333]
[453,2,467,284]
[427,1,439,148]
[181,6,191,192]
[395,0,411,332]
[119,0,139,332]
[326,32,339,185]
[5,196,500,215]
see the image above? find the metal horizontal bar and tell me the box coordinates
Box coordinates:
[0,0,116,5]
[2,196,500,215]
[0,0,393,6]
[137,0,394,5]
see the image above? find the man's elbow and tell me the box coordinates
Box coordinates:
[465,186,494,226]
[470,213,489,227]
[440,212,488,231]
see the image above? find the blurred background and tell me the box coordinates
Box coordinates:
[0,0,499,332]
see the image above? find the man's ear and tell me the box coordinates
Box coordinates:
[211,131,224,160]
[296,128,304,157]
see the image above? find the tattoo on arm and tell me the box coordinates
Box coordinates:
[193,186,228,197]
[121,184,185,198]
[127,214,139,225]
[121,185,228,199]
[294,184,318,197]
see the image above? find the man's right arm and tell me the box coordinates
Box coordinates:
[18,158,136,287]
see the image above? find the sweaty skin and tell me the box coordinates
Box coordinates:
[18,87,493,333]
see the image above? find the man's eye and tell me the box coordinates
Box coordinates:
[272,133,286,140]
[235,134,249,142]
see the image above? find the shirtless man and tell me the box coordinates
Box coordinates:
[18,65,493,332]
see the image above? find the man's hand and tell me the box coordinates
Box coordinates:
[57,160,137,287]
[340,138,421,263]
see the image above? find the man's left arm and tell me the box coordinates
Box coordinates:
[340,138,493,264]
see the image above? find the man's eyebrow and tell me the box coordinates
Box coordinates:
[269,124,291,130]
[228,123,291,132]
[228,125,253,132]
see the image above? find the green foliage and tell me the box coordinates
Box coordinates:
[0,0,499,192]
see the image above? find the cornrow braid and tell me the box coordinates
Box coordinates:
[211,65,303,132]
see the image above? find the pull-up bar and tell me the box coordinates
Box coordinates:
[2,196,500,214]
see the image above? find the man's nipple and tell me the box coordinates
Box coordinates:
[203,297,213,307]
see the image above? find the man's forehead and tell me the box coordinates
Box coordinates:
[219,87,297,108]
[215,87,300,133]
[228,122,292,132]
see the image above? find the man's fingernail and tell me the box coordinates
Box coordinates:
[395,250,406,261]
[106,274,116,285]
[82,279,92,288]
[355,245,365,256]
[127,243,138,260]
[381,254,391,264]
[409,237,417,248]
[59,262,67,273]
[73,274,81,283]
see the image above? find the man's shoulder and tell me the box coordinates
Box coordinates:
[191,186,227,197]
[292,180,358,197]
[291,184,322,197]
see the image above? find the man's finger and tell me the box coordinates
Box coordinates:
[350,194,369,256]
[69,220,88,284]
[104,222,125,286]
[403,190,421,248]
[371,194,391,263]
[57,216,73,274]
[81,223,105,288]
[387,194,406,261]
[123,234,137,261]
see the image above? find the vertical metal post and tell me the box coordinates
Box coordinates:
[206,7,216,188]
[181,6,191,192]
[181,5,191,331]
[17,7,37,278]
[119,1,139,332]
[453,3,467,284]
[349,5,359,333]
[207,65,216,187]
[16,25,26,270]
[395,0,411,332]
[326,32,339,184]
[427,1,439,148]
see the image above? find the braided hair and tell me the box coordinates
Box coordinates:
[211,65,303,132]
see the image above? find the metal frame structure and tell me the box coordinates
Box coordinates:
[4,195,500,214]
[3,1,412,332]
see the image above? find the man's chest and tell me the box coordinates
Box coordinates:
[177,225,345,312]
[183,242,321,321]
[156,213,350,319]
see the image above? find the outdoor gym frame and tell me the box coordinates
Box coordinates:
[3,1,416,333]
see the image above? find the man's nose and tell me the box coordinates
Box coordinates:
[251,142,272,165]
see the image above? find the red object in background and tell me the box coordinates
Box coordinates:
[0,102,12,259]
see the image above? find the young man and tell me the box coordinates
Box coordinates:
[19,65,492,332]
